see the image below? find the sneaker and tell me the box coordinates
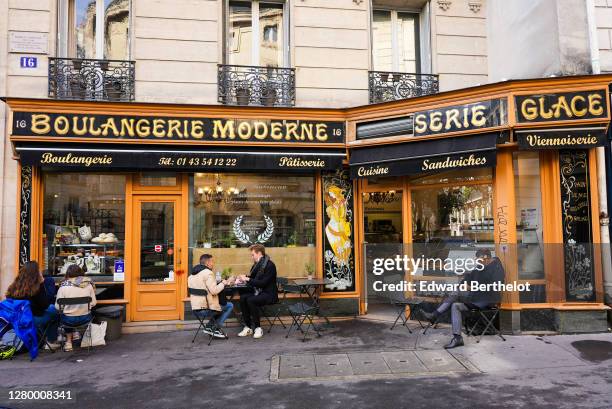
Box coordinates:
[44,342,62,351]
[253,327,263,339]
[212,329,226,339]
[63,342,73,352]
[237,326,253,337]
[202,324,213,336]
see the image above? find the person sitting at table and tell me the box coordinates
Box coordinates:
[55,265,97,352]
[237,244,278,339]
[5,260,61,350]
[188,254,233,339]
[422,248,505,349]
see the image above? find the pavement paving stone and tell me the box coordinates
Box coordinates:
[381,350,428,373]
[279,354,316,379]
[347,352,392,375]
[415,350,467,372]
[314,354,354,377]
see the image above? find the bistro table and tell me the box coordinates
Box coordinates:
[291,278,334,327]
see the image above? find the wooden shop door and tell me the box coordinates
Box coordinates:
[131,195,184,321]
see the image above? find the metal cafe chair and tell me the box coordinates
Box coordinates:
[188,287,228,346]
[464,305,506,343]
[56,296,94,352]
[37,320,57,353]
[388,292,425,333]
[285,301,321,342]
[263,277,298,334]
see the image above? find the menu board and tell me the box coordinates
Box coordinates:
[559,150,595,302]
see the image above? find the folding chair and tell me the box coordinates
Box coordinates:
[464,305,506,343]
[388,293,425,333]
[56,296,94,352]
[285,301,321,342]
[37,320,57,353]
[188,287,228,346]
[264,277,297,334]
[422,305,450,335]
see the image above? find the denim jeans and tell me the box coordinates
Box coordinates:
[194,302,233,327]
[61,313,92,333]
[33,305,59,342]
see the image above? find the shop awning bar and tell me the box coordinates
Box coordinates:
[16,145,346,172]
[349,132,498,179]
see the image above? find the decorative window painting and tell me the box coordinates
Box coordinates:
[559,150,595,302]
[322,169,355,291]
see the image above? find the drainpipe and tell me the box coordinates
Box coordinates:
[586,0,612,305]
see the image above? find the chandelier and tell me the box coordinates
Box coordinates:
[196,174,240,204]
[363,190,400,204]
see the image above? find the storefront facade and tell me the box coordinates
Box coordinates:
[347,75,612,333]
[7,100,358,321]
[5,75,612,331]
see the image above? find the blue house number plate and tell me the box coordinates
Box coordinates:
[20,57,37,68]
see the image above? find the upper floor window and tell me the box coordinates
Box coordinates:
[372,10,419,73]
[58,0,130,60]
[227,1,287,67]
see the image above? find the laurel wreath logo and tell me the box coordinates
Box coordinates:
[233,215,274,244]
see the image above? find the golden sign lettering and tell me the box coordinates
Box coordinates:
[28,114,333,142]
[421,154,487,171]
[519,93,605,121]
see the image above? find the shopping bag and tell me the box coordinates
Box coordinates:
[81,322,107,347]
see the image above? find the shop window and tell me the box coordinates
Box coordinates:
[410,168,493,186]
[372,10,419,72]
[411,181,494,244]
[189,173,315,279]
[227,1,286,67]
[42,173,126,298]
[363,190,403,244]
[58,0,130,60]
[137,172,178,187]
[513,151,546,303]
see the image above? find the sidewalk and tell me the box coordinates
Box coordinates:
[0,318,611,409]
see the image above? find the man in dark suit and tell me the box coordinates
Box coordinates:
[423,248,505,349]
[237,244,278,339]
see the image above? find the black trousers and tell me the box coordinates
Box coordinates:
[239,291,274,329]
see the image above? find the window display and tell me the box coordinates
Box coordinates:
[42,173,126,280]
[190,173,316,278]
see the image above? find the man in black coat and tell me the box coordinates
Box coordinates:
[237,244,278,339]
[423,248,505,349]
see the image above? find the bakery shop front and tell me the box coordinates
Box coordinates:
[7,99,356,322]
[5,75,612,331]
[347,76,612,333]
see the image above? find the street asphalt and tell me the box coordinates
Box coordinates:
[0,318,611,409]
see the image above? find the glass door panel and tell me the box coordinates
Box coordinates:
[140,202,175,282]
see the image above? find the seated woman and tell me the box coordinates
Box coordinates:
[5,260,60,350]
[55,265,97,351]
[188,254,233,339]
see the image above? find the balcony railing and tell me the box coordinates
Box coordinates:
[218,64,295,107]
[49,58,135,102]
[369,71,439,103]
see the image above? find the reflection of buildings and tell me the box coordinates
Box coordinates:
[75,1,96,58]
[229,5,283,66]
[104,0,129,59]
[75,0,129,60]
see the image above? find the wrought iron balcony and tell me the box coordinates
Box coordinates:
[369,71,439,103]
[218,64,295,107]
[48,58,135,102]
